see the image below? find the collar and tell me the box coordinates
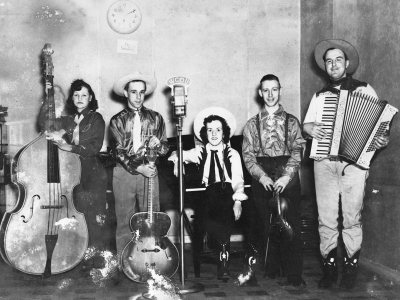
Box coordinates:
[127,106,145,115]
[76,107,91,118]
[260,105,284,119]
[317,75,367,95]
[329,75,349,88]
[206,143,225,152]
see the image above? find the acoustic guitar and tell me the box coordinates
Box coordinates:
[120,144,179,283]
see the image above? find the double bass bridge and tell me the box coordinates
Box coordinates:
[21,194,69,223]
[40,205,64,209]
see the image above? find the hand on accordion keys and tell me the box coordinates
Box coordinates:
[303,122,328,140]
[372,131,390,150]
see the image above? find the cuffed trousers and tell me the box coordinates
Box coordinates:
[314,159,368,258]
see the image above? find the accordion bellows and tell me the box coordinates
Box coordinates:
[310,90,398,169]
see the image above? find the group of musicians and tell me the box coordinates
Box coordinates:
[5,39,392,289]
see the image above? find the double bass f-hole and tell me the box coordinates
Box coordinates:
[21,194,40,223]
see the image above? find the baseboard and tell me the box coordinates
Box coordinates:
[360,258,400,284]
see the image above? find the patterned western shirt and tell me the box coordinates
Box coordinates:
[242,105,305,181]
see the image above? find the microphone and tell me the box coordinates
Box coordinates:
[167,77,190,118]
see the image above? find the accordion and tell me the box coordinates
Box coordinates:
[310,90,398,169]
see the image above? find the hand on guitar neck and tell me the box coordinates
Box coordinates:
[136,137,159,177]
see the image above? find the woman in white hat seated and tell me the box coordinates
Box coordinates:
[169,107,247,280]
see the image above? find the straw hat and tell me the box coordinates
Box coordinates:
[113,72,157,96]
[314,39,359,74]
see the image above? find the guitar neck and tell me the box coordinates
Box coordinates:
[147,162,156,223]
[147,176,154,223]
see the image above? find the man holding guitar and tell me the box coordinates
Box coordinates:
[109,72,169,278]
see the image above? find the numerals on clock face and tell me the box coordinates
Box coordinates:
[107,0,142,34]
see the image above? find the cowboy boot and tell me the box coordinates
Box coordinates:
[217,243,230,280]
[340,250,360,289]
[318,248,338,288]
[241,243,259,285]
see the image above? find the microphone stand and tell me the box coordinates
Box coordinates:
[175,115,203,295]
[167,79,203,295]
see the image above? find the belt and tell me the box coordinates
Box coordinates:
[328,156,352,164]
[328,156,343,162]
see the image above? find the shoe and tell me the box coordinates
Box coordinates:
[110,270,122,286]
[318,248,338,288]
[80,258,93,273]
[340,250,360,289]
[237,252,258,286]
[217,243,230,280]
[92,255,106,269]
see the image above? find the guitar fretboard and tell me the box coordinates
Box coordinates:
[147,176,154,223]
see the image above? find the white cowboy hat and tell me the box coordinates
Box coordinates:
[113,72,157,96]
[314,39,359,74]
[193,106,237,142]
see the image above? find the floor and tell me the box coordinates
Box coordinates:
[0,244,399,300]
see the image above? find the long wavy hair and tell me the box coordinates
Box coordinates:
[65,79,98,114]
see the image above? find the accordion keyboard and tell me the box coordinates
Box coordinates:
[310,93,339,159]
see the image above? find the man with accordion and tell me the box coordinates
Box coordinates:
[303,39,392,289]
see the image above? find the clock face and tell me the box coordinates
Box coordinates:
[107,0,142,34]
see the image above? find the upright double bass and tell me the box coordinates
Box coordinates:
[0,44,88,277]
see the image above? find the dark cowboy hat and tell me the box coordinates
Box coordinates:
[314,39,359,74]
[113,72,157,96]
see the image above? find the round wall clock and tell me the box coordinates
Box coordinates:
[107,0,142,34]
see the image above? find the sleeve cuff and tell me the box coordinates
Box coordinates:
[259,174,268,183]
[71,145,84,156]
[232,191,248,202]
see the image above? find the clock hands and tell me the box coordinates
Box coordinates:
[127,9,136,14]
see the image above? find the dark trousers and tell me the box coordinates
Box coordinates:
[203,182,235,249]
[247,156,303,277]
[75,156,109,252]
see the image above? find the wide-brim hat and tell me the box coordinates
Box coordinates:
[314,39,359,74]
[113,72,157,96]
[193,107,237,141]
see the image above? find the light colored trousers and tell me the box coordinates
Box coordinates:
[314,159,368,258]
[112,164,160,256]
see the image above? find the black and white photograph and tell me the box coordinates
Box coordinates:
[0,0,399,299]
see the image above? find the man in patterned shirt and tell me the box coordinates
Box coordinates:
[242,74,305,286]
[109,72,169,267]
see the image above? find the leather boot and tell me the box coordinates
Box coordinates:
[217,243,230,280]
[318,248,338,288]
[239,244,258,285]
[340,250,360,289]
